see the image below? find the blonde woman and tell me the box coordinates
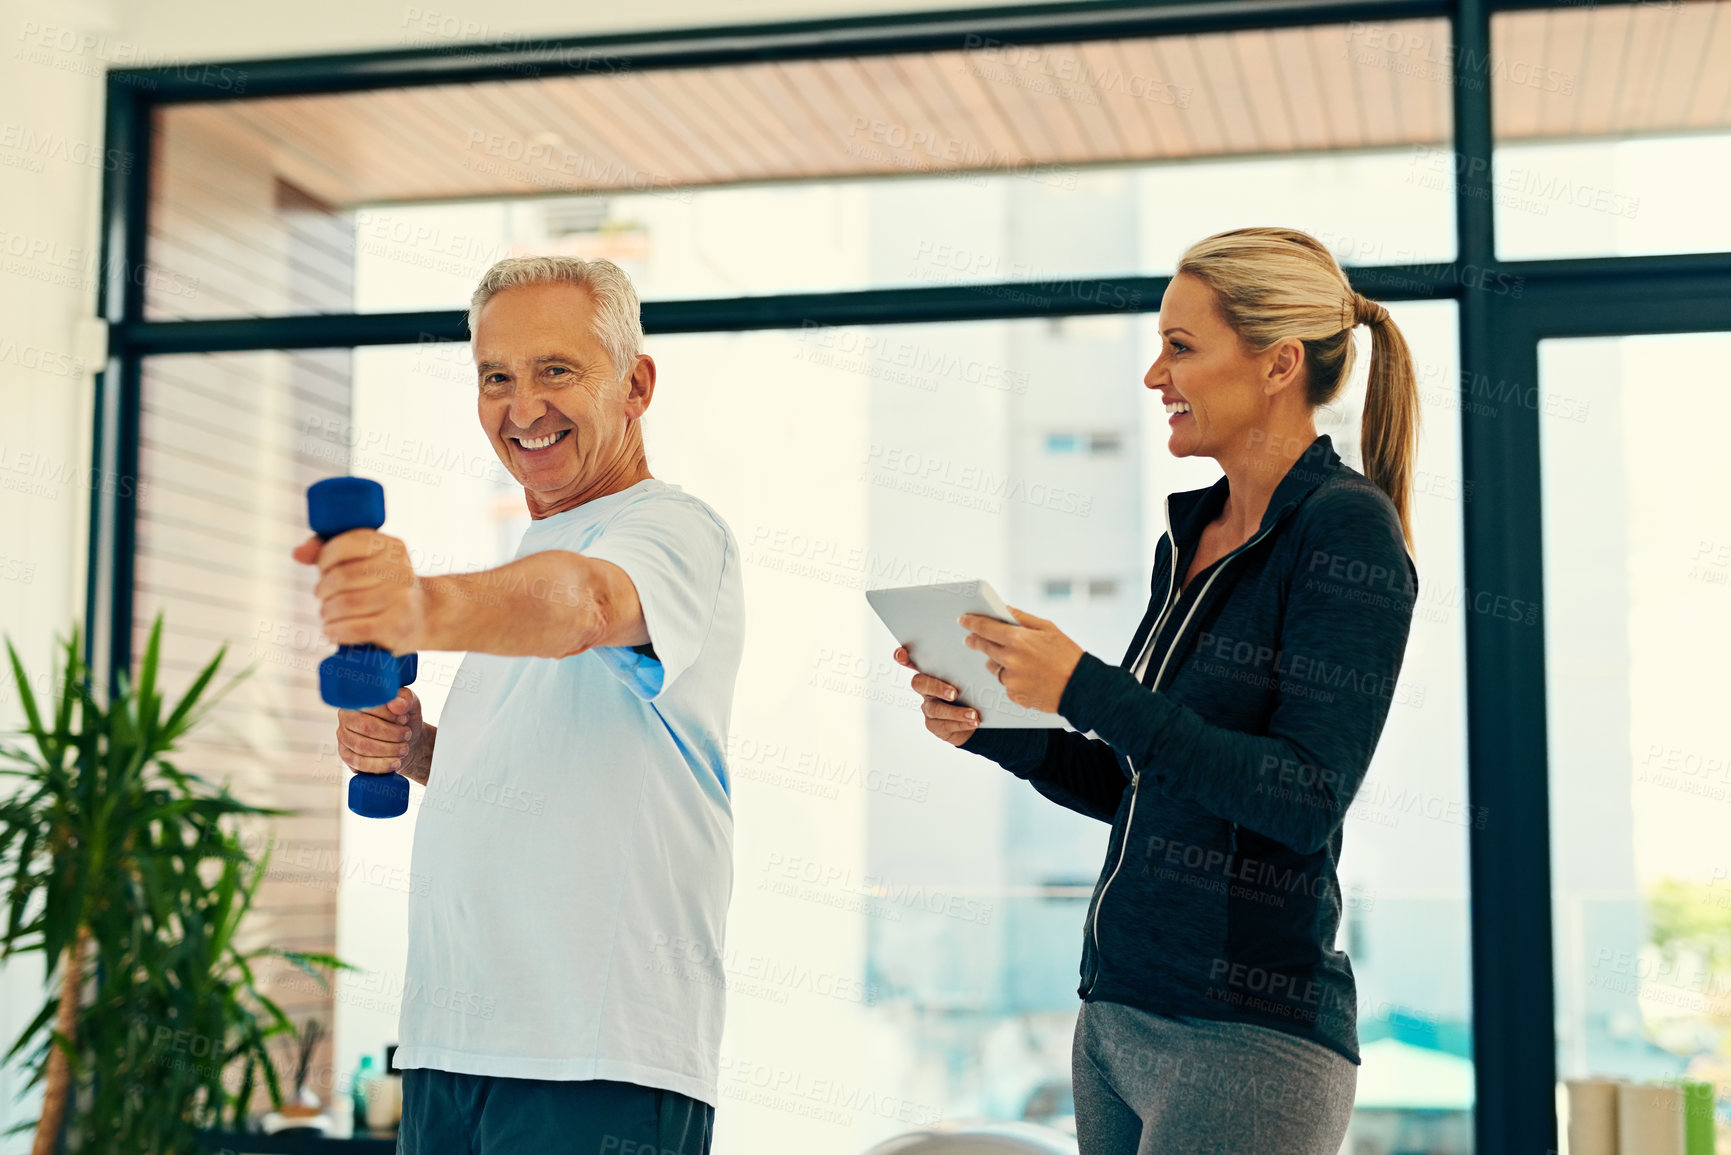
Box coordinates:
[896,228,1420,1153]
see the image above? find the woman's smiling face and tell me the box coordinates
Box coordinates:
[1145,272,1278,461]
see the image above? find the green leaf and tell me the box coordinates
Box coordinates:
[51,626,82,751]
[160,640,243,746]
[4,638,48,758]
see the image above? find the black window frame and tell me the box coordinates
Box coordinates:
[85,3,1731,1151]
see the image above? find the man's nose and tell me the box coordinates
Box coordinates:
[507,388,548,430]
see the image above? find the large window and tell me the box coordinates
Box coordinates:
[1542,333,1731,1149]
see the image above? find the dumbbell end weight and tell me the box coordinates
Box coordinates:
[307,476,386,538]
[319,644,405,709]
[349,770,411,820]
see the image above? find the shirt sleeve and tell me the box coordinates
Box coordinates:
[581,495,731,701]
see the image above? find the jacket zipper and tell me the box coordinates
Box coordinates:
[1086,495,1179,978]
[1086,501,1282,990]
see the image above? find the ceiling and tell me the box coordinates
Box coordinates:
[154,5,1731,205]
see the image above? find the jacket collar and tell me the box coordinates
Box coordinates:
[1166,433,1342,551]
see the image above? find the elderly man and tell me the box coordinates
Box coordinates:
[294,256,743,1154]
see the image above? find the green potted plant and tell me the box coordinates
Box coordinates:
[0,616,346,1155]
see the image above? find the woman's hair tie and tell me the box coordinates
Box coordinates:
[1351,293,1389,328]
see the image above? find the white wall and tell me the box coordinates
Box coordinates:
[1,0,117,1138]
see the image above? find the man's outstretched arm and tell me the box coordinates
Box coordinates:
[422,549,649,658]
[293,529,649,660]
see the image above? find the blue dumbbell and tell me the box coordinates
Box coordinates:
[307,476,418,819]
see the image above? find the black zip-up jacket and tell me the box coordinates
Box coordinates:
[961,434,1417,1064]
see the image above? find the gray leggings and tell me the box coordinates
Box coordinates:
[1072,1000,1357,1155]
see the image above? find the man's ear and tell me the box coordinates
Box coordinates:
[624,354,656,418]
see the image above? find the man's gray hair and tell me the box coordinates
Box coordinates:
[468,256,644,381]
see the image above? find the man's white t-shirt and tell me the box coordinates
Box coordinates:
[393,478,743,1106]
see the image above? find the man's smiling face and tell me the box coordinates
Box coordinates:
[472,280,654,517]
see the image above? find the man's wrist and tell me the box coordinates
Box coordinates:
[404,723,436,786]
[416,575,459,652]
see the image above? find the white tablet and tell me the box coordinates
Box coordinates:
[866,579,1066,729]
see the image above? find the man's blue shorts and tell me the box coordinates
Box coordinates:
[397,1069,713,1155]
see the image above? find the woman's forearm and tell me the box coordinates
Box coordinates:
[962,727,1129,823]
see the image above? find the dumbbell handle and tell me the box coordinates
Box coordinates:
[307,477,416,820]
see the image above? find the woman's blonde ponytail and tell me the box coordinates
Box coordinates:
[1354,295,1420,554]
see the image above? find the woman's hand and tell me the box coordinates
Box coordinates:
[892,646,981,747]
[960,607,1085,715]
